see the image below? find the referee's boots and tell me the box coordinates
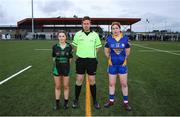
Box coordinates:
[72,99,79,108]
[94,101,101,109]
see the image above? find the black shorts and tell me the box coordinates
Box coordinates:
[53,63,70,76]
[76,57,98,75]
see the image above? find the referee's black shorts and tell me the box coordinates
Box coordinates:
[75,57,98,75]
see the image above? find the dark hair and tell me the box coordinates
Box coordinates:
[111,22,121,29]
[82,16,91,22]
[57,30,67,38]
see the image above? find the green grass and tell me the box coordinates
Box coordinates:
[0,40,180,116]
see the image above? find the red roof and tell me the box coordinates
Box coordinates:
[17,17,141,27]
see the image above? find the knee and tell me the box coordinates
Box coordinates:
[109,82,115,87]
[76,79,83,86]
[64,85,69,90]
[55,85,61,90]
[121,82,128,88]
[89,80,95,85]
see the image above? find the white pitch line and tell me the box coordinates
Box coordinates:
[34,49,51,51]
[0,66,32,85]
[138,50,180,52]
[133,44,180,56]
[138,50,161,52]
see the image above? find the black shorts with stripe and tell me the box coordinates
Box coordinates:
[75,57,98,75]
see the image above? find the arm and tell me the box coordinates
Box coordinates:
[104,39,110,59]
[105,47,112,65]
[52,57,56,65]
[71,33,78,58]
[121,47,130,66]
[126,48,130,58]
[122,42,131,66]
[95,33,102,53]
[52,45,56,65]
[52,57,55,61]
[69,58,72,63]
[72,45,76,53]
[104,38,112,65]
[96,48,99,53]
[72,33,78,47]
[104,47,110,59]
[125,42,131,59]
[69,44,73,63]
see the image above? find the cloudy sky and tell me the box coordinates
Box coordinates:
[0,0,180,32]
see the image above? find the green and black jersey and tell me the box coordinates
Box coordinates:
[52,42,73,64]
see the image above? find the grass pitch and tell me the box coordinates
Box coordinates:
[0,40,180,116]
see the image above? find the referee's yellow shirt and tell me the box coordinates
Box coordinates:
[72,30,102,58]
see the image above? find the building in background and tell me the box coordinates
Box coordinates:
[0,17,140,40]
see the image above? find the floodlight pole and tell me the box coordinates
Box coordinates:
[31,0,34,35]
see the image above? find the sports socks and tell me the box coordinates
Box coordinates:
[90,84,97,104]
[123,96,128,103]
[64,99,68,105]
[109,94,115,102]
[56,99,60,106]
[75,84,82,101]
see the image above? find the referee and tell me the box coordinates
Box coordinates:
[72,16,102,109]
